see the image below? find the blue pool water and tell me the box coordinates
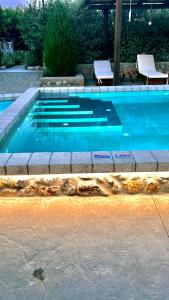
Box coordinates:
[1,91,169,152]
[0,100,13,113]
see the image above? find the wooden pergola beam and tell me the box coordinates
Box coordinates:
[113,0,122,85]
[103,9,109,58]
[85,0,169,86]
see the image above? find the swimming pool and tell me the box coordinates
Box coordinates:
[1,89,169,153]
[0,100,13,113]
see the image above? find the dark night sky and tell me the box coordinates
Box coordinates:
[0,0,28,7]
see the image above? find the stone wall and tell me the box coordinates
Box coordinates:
[77,62,169,80]
[40,74,84,87]
[0,172,169,197]
[0,71,43,93]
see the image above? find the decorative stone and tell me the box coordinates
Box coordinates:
[158,177,169,184]
[158,180,169,193]
[77,183,108,196]
[110,181,121,194]
[123,179,145,194]
[38,186,51,197]
[15,180,25,189]
[145,181,160,194]
[61,178,77,196]
[22,185,37,197]
[35,178,46,185]
[114,175,128,181]
[0,188,17,197]
[48,185,60,195]
[2,178,25,189]
[0,178,4,189]
[79,176,94,181]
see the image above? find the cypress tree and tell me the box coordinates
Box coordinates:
[44,0,78,76]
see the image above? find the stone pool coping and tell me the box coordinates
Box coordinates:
[0,93,21,101]
[0,85,169,175]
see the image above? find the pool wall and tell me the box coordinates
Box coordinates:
[0,85,169,175]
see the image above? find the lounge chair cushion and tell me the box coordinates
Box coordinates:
[137,54,168,79]
[94,60,114,80]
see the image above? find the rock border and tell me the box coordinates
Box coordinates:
[40,74,84,87]
[0,172,168,197]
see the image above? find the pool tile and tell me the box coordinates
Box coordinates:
[164,85,169,90]
[131,151,157,172]
[152,150,169,171]
[0,153,12,175]
[115,86,125,92]
[76,87,85,93]
[92,151,114,173]
[5,153,31,175]
[28,152,52,174]
[122,86,133,92]
[100,87,108,92]
[50,152,71,174]
[92,87,101,93]
[132,86,142,91]
[68,87,76,93]
[139,85,149,91]
[111,151,135,172]
[156,85,165,91]
[107,86,116,92]
[72,152,92,173]
[83,87,93,93]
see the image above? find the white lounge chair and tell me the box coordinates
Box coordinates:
[94,60,114,85]
[137,54,168,85]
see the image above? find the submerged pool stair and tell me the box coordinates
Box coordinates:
[32,96,122,129]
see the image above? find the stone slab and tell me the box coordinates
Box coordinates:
[152,195,169,237]
[131,151,157,172]
[92,151,113,173]
[152,150,169,171]
[50,152,71,174]
[0,195,169,300]
[111,151,135,172]
[5,153,31,175]
[28,152,52,174]
[72,152,92,173]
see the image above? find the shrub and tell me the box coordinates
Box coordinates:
[24,50,43,66]
[0,51,3,66]
[1,51,26,67]
[44,0,78,76]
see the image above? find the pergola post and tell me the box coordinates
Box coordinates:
[113,0,122,85]
[103,9,109,59]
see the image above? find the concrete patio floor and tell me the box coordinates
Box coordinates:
[1,195,169,300]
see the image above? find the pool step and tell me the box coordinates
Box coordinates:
[32,96,122,129]
[37,99,69,105]
[33,121,109,128]
[39,93,69,99]
[32,110,94,116]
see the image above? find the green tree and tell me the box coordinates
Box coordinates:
[0,7,25,50]
[44,0,78,75]
[20,0,53,65]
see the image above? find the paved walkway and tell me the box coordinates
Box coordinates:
[0,65,42,93]
[0,195,169,300]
